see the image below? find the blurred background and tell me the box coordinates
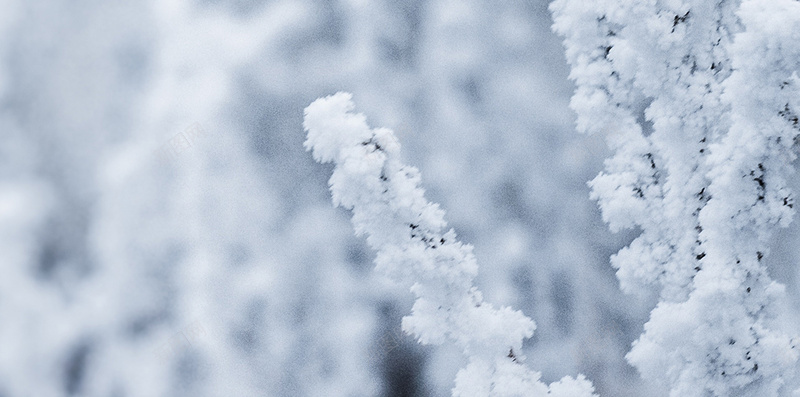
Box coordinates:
[4,0,798,396]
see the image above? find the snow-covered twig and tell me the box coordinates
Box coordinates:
[304,92,595,396]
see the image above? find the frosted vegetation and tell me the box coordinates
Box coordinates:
[1,0,800,396]
[304,92,595,396]
[552,0,800,395]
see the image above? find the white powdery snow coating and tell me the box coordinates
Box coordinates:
[553,0,800,395]
[304,92,595,397]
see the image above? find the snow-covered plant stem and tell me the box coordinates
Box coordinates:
[552,0,800,395]
[304,92,595,397]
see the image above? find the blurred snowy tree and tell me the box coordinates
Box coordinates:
[11,0,787,395]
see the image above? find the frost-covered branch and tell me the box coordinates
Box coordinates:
[553,0,800,395]
[304,92,595,397]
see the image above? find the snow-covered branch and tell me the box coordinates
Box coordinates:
[553,0,800,394]
[304,92,595,397]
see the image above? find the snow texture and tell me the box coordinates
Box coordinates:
[553,0,800,395]
[305,92,596,397]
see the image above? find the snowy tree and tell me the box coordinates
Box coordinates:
[552,0,800,395]
[15,0,792,394]
[84,1,379,396]
[0,1,381,396]
[304,92,596,396]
